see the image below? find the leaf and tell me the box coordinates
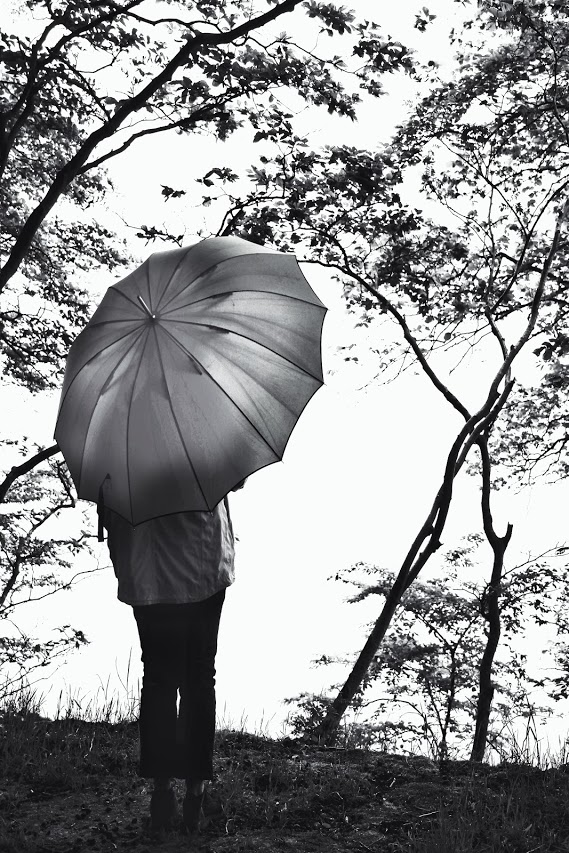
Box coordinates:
[161,185,186,200]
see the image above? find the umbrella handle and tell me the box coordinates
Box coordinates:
[97,474,112,542]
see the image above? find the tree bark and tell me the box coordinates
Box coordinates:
[470,436,513,761]
[470,548,506,761]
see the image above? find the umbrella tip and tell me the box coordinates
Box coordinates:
[137,294,155,319]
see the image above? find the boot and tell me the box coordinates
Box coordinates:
[183,783,206,833]
[150,779,179,830]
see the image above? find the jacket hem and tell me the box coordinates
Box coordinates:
[118,579,233,607]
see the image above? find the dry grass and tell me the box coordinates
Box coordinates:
[0,684,568,852]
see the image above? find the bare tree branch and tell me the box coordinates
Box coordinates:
[0,444,60,504]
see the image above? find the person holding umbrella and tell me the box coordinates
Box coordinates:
[101,476,246,834]
[54,235,327,835]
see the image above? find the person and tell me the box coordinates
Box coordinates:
[100,478,246,834]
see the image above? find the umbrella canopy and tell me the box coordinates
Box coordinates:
[54,236,327,525]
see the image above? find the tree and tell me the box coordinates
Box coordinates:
[287,542,568,762]
[0,438,97,698]
[315,553,491,763]
[183,0,569,751]
[0,0,416,413]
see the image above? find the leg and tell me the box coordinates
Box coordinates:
[133,603,185,779]
[178,589,225,784]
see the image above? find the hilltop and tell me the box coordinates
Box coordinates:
[1,708,569,851]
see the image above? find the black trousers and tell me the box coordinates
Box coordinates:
[132,589,225,781]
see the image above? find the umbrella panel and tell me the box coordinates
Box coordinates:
[55,329,146,504]
[57,317,144,415]
[142,238,284,312]
[158,252,324,315]
[160,321,322,454]
[125,327,281,522]
[163,291,325,379]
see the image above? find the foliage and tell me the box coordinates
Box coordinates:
[0,10,129,390]
[284,689,424,752]
[164,0,569,744]
[4,0,569,752]
[191,0,569,424]
[0,0,416,391]
[433,0,569,487]
[0,439,98,696]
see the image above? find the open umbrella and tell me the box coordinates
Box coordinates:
[54,236,327,525]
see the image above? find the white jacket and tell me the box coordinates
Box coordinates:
[103,498,235,606]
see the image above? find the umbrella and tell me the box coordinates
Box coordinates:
[54,236,327,525]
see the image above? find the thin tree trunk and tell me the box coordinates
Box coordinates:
[309,380,514,745]
[311,573,414,744]
[439,647,458,765]
[470,546,507,761]
[470,436,513,762]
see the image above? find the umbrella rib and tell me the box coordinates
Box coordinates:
[160,319,325,384]
[57,325,147,425]
[124,330,153,526]
[153,244,196,312]
[152,324,211,509]
[145,259,152,312]
[156,324,282,460]
[160,289,323,315]
[87,318,147,327]
[74,327,148,497]
[111,285,146,313]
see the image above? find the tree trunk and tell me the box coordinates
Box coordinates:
[308,381,516,746]
[470,537,510,761]
[310,574,410,744]
[470,436,513,761]
[439,647,458,765]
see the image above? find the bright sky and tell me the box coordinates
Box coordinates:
[3,0,569,758]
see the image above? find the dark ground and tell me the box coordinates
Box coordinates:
[1,716,569,852]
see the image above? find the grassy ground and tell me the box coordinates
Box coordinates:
[0,690,568,852]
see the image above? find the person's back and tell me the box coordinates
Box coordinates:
[103,500,235,605]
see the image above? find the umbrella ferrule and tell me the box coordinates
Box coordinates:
[137,294,156,319]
